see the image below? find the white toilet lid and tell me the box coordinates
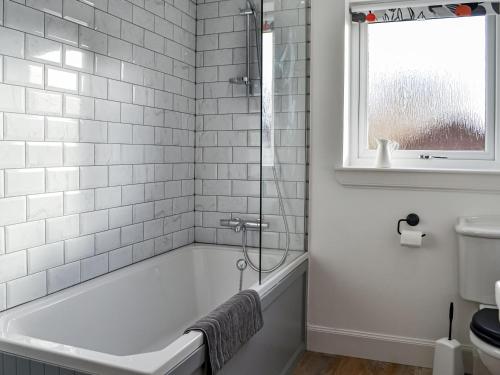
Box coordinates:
[471,330,500,359]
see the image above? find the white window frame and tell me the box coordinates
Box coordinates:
[347,14,499,170]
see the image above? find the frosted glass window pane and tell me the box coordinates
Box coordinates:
[366,17,486,151]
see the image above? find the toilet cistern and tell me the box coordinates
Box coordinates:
[455,216,500,375]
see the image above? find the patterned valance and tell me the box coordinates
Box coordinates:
[351,2,500,23]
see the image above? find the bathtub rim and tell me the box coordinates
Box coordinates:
[0,244,308,375]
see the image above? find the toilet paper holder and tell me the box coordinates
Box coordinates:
[397,213,426,237]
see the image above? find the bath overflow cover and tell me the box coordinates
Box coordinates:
[236,259,247,271]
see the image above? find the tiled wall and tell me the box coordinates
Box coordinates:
[0,0,196,310]
[194,0,309,251]
[0,0,309,312]
[194,0,260,246]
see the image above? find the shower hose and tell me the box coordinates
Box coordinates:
[241,166,290,273]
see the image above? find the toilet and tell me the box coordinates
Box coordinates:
[456,216,500,374]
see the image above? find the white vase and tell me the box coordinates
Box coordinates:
[375,138,398,168]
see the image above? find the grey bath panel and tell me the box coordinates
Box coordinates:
[0,353,90,375]
[218,273,307,375]
[44,365,60,375]
[29,361,45,375]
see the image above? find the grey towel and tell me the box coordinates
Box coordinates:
[185,289,264,375]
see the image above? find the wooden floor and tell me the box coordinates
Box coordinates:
[292,352,432,375]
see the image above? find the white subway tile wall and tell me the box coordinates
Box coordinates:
[0,0,196,310]
[195,0,309,251]
[0,0,309,323]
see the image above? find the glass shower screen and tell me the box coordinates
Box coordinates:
[258,0,309,282]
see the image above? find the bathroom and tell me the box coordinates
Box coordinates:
[0,0,498,374]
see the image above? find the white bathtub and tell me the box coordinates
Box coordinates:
[0,244,308,375]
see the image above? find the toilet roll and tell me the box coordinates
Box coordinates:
[400,230,423,247]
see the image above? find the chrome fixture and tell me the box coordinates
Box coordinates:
[228,0,259,96]
[236,258,248,271]
[220,218,269,232]
[221,213,290,274]
[236,258,248,291]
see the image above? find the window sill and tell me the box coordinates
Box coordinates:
[335,166,500,192]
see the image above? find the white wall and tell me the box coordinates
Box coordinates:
[308,0,492,367]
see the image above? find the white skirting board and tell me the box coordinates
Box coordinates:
[307,324,473,373]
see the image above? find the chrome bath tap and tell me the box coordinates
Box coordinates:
[220,218,269,232]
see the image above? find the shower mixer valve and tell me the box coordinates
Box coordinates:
[220,218,269,232]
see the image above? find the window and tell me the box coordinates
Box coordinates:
[348,2,498,168]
